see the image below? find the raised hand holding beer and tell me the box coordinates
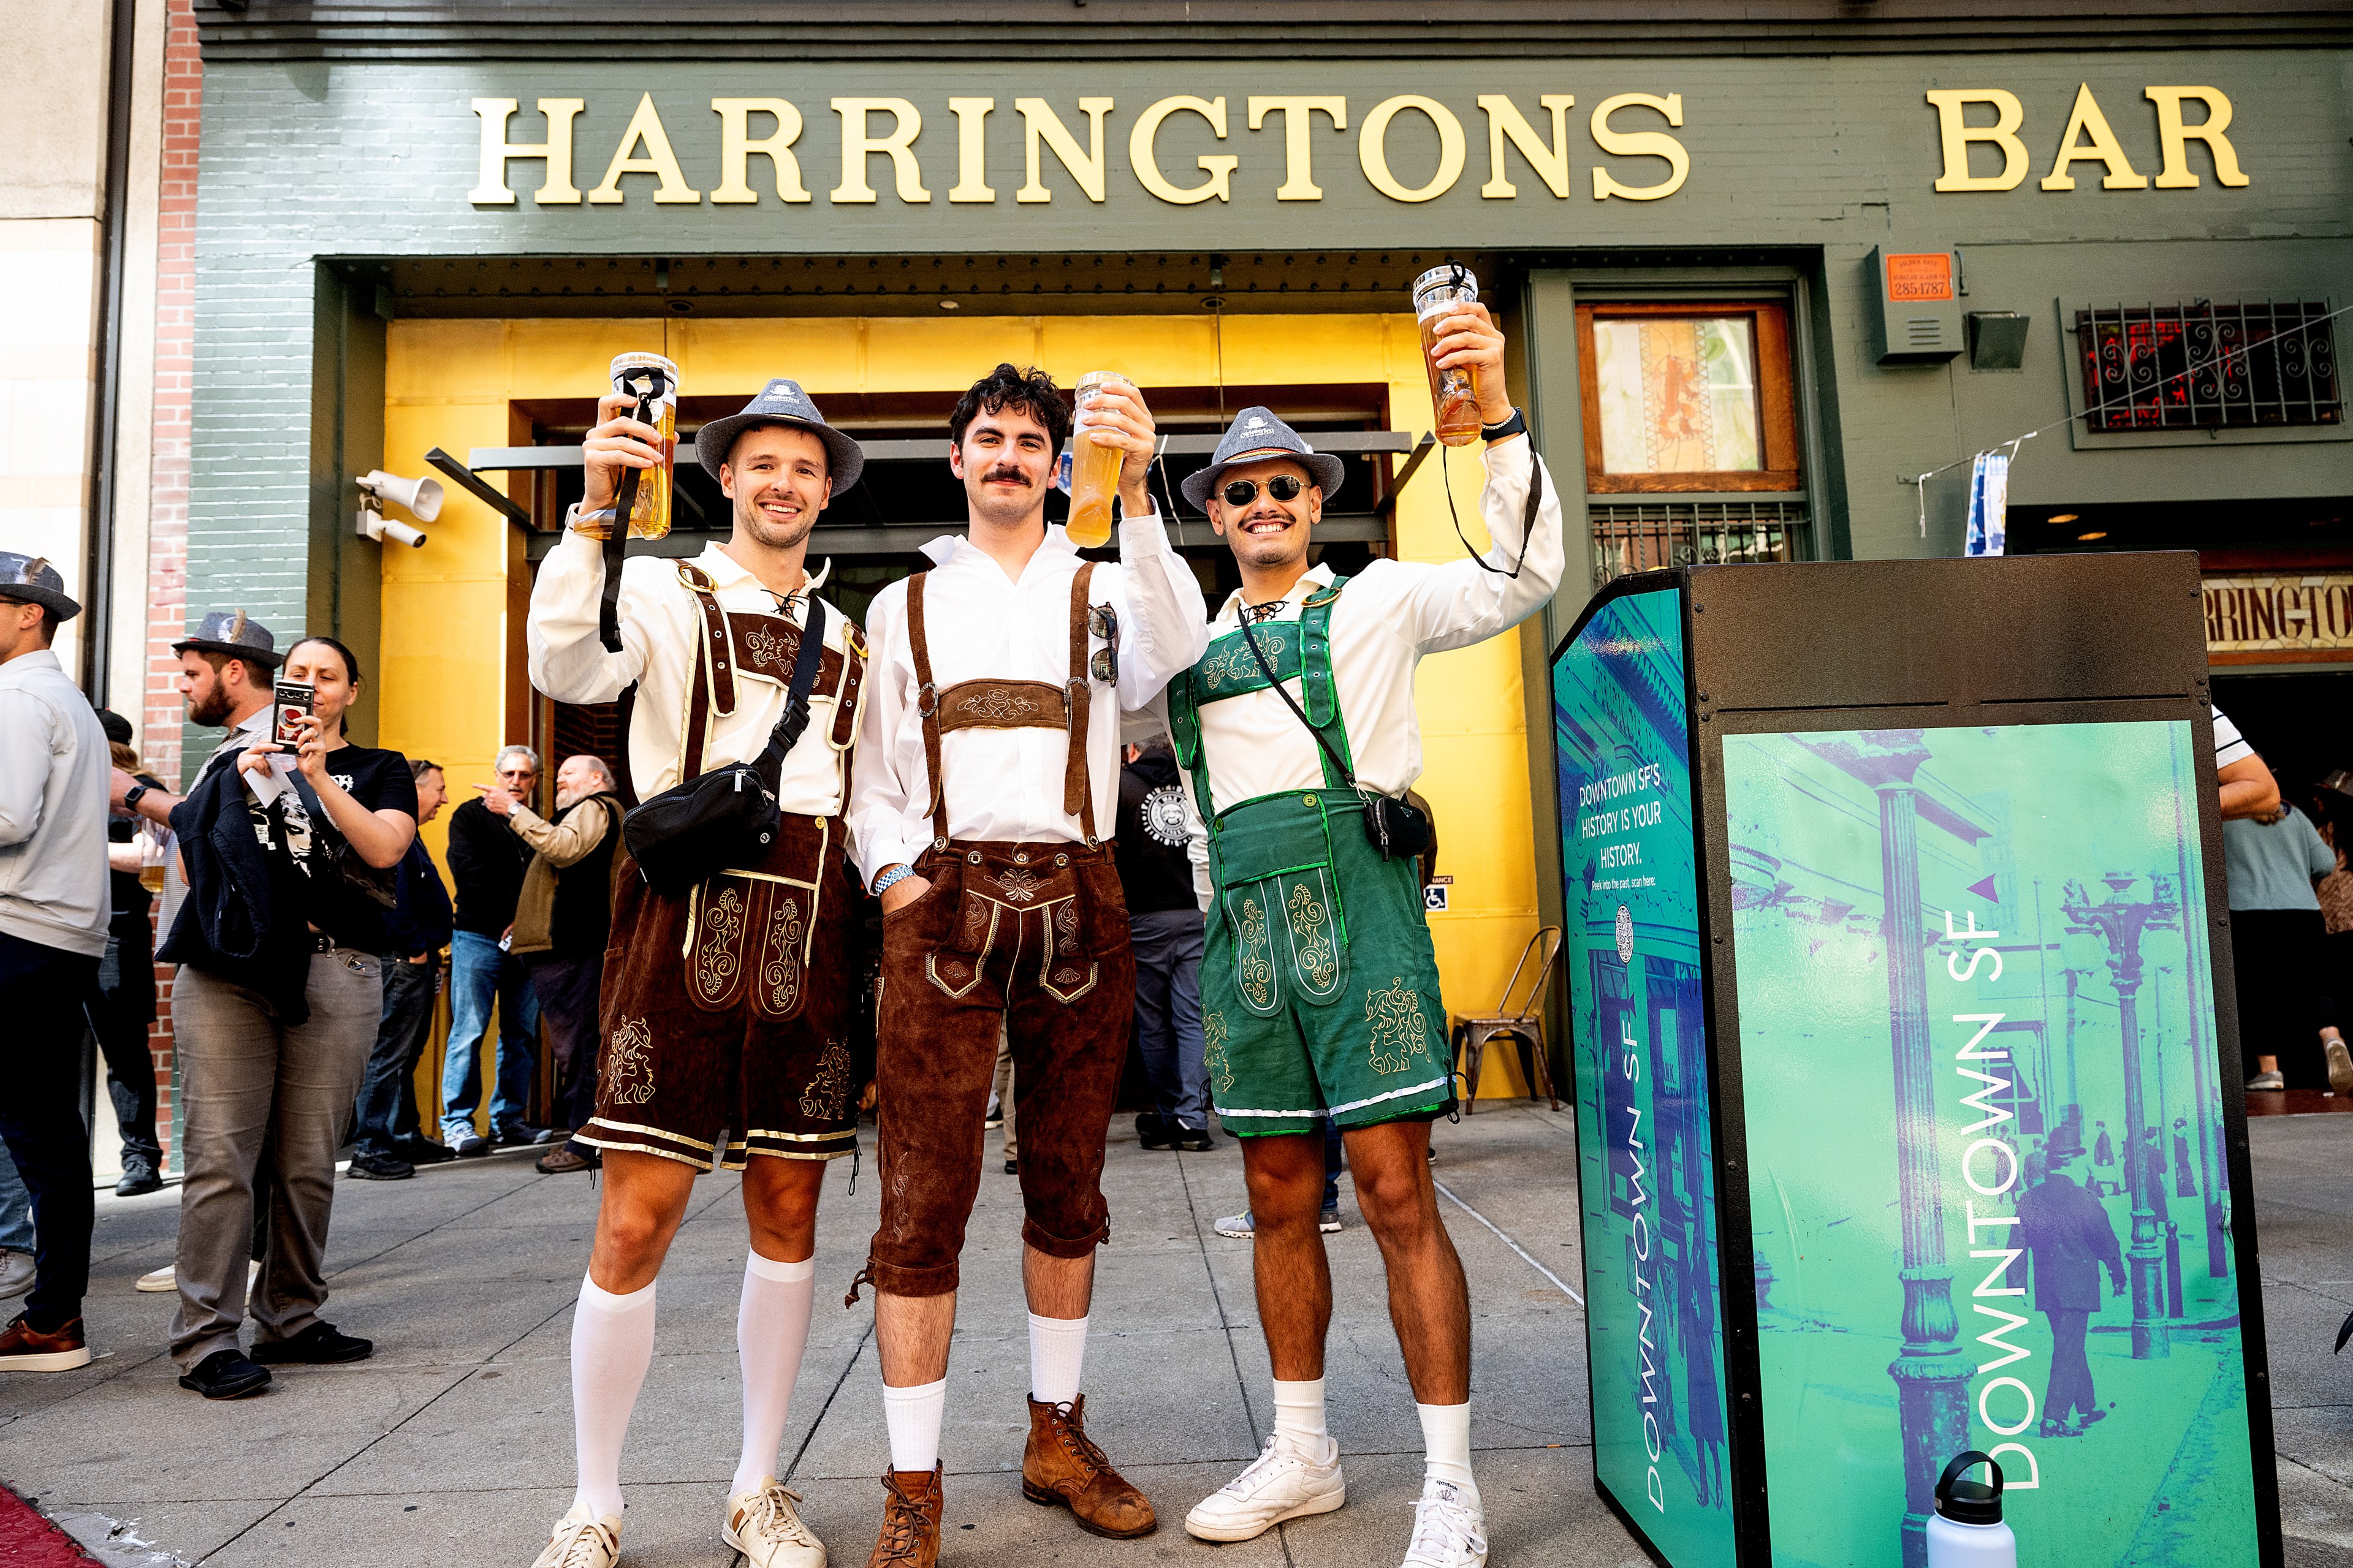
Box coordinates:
[579,390,667,523]
[1423,301,1514,441]
[1066,374,1158,546]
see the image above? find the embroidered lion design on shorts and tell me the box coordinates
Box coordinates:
[1364,980,1434,1076]
[605,1015,656,1105]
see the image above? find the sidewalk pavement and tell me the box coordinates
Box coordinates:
[1,1106,2350,1566]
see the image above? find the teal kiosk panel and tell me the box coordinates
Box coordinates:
[1551,555,2281,1568]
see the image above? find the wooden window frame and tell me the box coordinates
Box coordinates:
[1576,301,1802,494]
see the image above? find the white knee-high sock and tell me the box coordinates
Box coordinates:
[731,1252,816,1498]
[571,1273,658,1521]
[882,1379,949,1474]
[1417,1401,1477,1495]
[1272,1376,1331,1459]
[1028,1312,1089,1405]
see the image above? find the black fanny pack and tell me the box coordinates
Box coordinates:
[623,596,827,895]
[1233,610,1433,865]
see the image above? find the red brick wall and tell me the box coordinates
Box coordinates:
[142,0,201,1165]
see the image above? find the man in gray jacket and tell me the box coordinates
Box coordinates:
[0,552,108,1373]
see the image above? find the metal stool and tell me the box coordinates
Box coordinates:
[1450,925,1562,1114]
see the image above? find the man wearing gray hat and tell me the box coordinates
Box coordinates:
[1160,303,1561,1568]
[524,376,871,1568]
[0,553,107,1373]
[110,607,283,850]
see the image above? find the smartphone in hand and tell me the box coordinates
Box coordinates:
[273,680,316,746]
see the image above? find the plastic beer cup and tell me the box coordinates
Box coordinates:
[1412,265,1486,447]
[582,351,679,542]
[1066,371,1129,548]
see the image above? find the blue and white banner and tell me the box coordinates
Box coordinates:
[1966,450,2010,557]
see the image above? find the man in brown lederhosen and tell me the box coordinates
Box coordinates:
[525,378,870,1568]
[845,364,1209,1563]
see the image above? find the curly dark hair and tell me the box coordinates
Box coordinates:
[949,363,1071,450]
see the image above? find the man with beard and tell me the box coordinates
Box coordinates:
[111,610,283,858]
[846,363,1207,1563]
[1157,301,1560,1568]
[525,379,872,1568]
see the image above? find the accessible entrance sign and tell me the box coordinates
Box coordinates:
[1550,553,2281,1567]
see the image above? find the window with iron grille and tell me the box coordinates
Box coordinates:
[1588,500,1810,587]
[2075,300,2340,433]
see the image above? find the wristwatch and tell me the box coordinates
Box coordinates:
[872,864,914,896]
[1480,407,1528,442]
[123,782,149,813]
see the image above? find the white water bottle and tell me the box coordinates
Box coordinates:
[1927,1450,2017,1567]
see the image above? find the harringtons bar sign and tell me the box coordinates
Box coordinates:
[466,83,2248,210]
[2203,573,2353,662]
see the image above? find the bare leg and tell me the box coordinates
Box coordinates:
[1241,1131,1334,1381]
[876,1290,958,1387]
[1022,1243,1096,1319]
[587,1149,699,1292]
[1342,1119,1470,1404]
[741,1156,824,1262]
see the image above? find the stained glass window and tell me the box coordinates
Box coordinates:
[1593,317,1764,475]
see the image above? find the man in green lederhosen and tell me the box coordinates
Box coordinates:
[1160,304,1561,1568]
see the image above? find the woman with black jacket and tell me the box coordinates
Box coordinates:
[160,634,416,1399]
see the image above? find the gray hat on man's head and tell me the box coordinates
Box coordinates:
[1179,407,1347,513]
[695,379,864,493]
[172,609,281,669]
[0,552,80,619]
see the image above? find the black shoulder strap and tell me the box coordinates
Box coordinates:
[598,365,671,653]
[757,597,829,787]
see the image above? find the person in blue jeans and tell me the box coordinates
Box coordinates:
[438,744,545,1155]
[0,1144,34,1303]
[350,759,455,1179]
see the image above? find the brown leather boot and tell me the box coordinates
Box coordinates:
[1022,1393,1158,1539]
[866,1464,943,1566]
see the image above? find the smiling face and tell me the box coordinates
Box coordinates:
[722,425,832,553]
[949,401,1060,532]
[1207,457,1322,573]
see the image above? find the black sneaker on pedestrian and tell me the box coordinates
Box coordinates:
[454,1135,490,1158]
[395,1137,458,1165]
[346,1153,414,1181]
[115,1153,163,1197]
[1174,1123,1215,1152]
[1136,1112,1176,1150]
[180,1347,272,1399]
[251,1322,373,1365]
[1005,1158,1020,1175]
[493,1124,546,1149]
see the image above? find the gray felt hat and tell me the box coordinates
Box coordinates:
[0,552,79,619]
[1179,407,1347,512]
[695,379,864,493]
[172,608,281,668]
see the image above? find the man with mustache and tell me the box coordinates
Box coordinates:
[524,379,871,1568]
[845,363,1207,1564]
[1159,303,1562,1568]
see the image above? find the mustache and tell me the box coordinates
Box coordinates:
[984,466,1031,485]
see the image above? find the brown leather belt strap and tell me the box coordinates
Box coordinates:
[679,564,726,782]
[905,571,952,850]
[1066,561,1097,843]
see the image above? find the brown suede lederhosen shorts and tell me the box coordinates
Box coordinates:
[853,839,1134,1299]
[579,811,865,1172]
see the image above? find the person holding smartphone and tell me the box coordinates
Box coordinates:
[162,633,417,1399]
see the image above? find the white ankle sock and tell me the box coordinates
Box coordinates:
[1028,1311,1089,1405]
[1416,1401,1477,1494]
[731,1251,816,1498]
[882,1378,949,1474]
[1271,1377,1330,1458]
[571,1273,658,1520]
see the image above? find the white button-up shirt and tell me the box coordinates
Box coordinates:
[1158,437,1564,819]
[528,531,858,811]
[848,510,1209,883]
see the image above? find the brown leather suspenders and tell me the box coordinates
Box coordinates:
[907,561,1103,850]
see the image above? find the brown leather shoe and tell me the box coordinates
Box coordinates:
[865,1464,943,1566]
[1022,1393,1157,1539]
[0,1312,91,1372]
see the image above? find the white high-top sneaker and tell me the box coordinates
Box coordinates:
[530,1502,621,1568]
[1399,1477,1488,1567]
[723,1477,826,1566]
[1185,1433,1347,1542]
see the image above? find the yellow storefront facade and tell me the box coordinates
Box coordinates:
[379,309,1551,1097]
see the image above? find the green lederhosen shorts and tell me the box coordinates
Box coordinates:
[1198,788,1454,1136]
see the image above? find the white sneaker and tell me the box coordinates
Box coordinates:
[2248,1069,2286,1091]
[1400,1478,1488,1567]
[1185,1434,1346,1542]
[135,1264,175,1293]
[531,1501,622,1568]
[724,1477,825,1566]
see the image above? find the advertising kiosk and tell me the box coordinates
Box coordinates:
[1550,553,2281,1567]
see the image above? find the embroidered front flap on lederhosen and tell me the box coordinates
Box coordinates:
[1167,578,1359,1016]
[905,561,1111,1004]
[671,560,868,1022]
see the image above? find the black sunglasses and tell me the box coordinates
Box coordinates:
[1221,474,1306,507]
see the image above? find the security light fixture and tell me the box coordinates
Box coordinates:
[356,469,442,549]
[1965,311,2031,371]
